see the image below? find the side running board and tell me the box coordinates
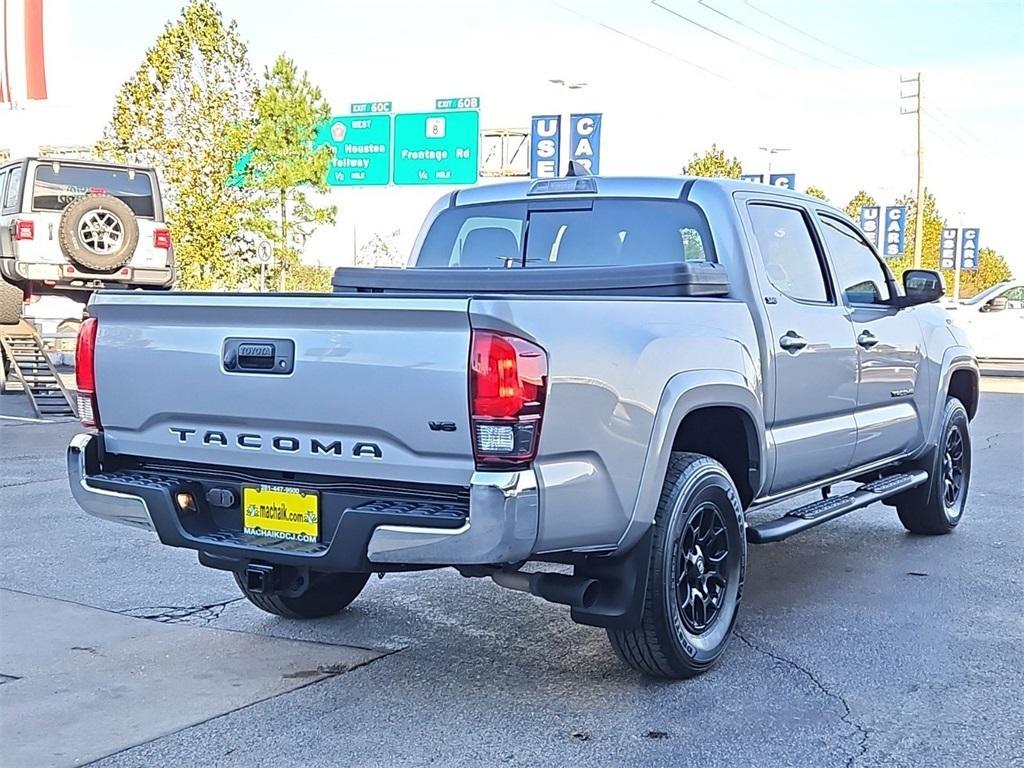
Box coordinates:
[747,471,929,544]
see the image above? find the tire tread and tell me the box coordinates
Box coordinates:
[608,451,742,679]
[896,397,970,535]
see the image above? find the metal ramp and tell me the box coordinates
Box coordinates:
[0,321,77,418]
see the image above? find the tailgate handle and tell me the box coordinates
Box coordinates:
[223,338,295,375]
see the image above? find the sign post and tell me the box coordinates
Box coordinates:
[255,238,273,292]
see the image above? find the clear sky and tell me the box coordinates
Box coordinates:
[13,0,1024,269]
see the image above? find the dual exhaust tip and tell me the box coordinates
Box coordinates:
[491,569,599,610]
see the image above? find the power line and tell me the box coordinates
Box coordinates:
[650,0,796,70]
[922,110,1000,163]
[925,101,996,153]
[741,0,996,154]
[742,0,894,74]
[696,0,837,69]
[551,1,729,81]
[555,0,1000,169]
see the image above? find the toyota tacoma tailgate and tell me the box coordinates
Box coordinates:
[85,291,476,487]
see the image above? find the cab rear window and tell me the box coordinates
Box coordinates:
[33,164,156,218]
[415,198,714,268]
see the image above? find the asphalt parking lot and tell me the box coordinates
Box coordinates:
[1,384,1022,768]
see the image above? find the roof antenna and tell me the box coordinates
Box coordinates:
[565,160,592,177]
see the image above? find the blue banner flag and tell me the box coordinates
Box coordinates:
[881,206,906,258]
[530,115,561,178]
[939,227,958,269]
[859,206,881,249]
[960,228,980,270]
[568,113,602,174]
[769,173,796,189]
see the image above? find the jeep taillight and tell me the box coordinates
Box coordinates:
[153,228,171,249]
[470,330,548,468]
[14,220,34,240]
[75,317,100,428]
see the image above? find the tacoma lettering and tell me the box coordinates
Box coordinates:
[167,428,376,459]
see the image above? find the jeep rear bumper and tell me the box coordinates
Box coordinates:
[2,258,173,288]
[67,433,539,570]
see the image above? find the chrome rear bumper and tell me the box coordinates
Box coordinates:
[67,433,155,531]
[67,433,539,566]
[366,468,538,564]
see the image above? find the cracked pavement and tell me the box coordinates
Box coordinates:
[116,597,244,624]
[733,629,869,768]
[1,388,1022,767]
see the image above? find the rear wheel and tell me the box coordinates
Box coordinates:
[0,275,22,325]
[608,452,746,679]
[233,570,370,619]
[895,397,971,535]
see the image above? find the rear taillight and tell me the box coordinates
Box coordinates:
[14,220,34,240]
[75,317,100,428]
[153,228,171,249]
[470,331,548,468]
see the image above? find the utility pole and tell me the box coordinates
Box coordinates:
[900,72,924,268]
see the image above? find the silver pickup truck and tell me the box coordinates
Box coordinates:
[67,175,978,679]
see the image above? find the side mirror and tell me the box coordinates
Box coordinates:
[896,269,945,308]
[981,297,1008,313]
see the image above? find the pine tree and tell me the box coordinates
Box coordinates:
[248,55,336,291]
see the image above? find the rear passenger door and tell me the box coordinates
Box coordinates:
[814,212,924,466]
[742,200,859,493]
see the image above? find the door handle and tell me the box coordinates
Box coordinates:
[857,330,879,349]
[779,332,807,352]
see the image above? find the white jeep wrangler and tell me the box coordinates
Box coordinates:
[0,157,174,325]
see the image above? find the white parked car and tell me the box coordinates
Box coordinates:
[947,281,1024,361]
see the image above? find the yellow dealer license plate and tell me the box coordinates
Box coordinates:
[242,485,319,542]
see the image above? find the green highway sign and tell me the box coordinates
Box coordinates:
[393,110,480,185]
[315,115,391,186]
[350,101,392,114]
[435,96,480,110]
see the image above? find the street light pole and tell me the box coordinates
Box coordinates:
[758,146,790,177]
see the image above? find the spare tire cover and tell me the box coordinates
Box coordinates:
[58,194,140,272]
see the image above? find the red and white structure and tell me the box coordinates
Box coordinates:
[1,0,49,104]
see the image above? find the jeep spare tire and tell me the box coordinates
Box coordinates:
[58,194,139,272]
